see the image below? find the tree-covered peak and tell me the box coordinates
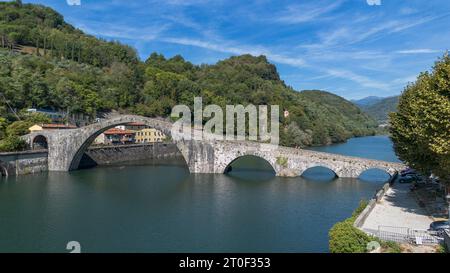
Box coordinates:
[214,54,281,82]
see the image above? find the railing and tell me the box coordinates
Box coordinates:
[444,230,450,252]
[363,226,442,245]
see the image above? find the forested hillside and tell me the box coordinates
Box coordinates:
[0,1,378,151]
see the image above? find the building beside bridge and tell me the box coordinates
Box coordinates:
[92,126,166,145]
[94,128,135,145]
[29,124,78,133]
[135,128,166,143]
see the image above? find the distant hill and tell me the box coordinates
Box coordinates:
[359,96,400,124]
[352,96,384,107]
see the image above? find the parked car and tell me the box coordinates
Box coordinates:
[399,174,422,183]
[429,221,449,236]
[401,168,416,177]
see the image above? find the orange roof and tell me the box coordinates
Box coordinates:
[42,124,77,129]
[127,122,146,126]
[104,128,135,135]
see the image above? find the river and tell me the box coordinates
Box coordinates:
[0,136,400,253]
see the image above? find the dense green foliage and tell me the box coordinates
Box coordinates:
[360,96,399,123]
[0,1,138,67]
[329,200,372,253]
[0,1,379,149]
[390,54,450,184]
[329,219,371,253]
[0,112,50,152]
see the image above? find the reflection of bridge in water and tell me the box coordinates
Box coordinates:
[23,115,405,178]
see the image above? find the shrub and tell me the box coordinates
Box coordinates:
[276,157,288,168]
[329,219,371,253]
[0,135,27,152]
[351,200,369,220]
[379,240,402,253]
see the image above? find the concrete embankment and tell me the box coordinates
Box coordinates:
[0,150,48,176]
[0,143,181,176]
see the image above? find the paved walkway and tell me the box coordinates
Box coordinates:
[361,183,433,231]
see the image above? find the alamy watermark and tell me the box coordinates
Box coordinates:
[171,97,280,145]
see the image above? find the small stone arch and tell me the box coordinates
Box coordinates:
[32,135,48,150]
[221,154,277,175]
[357,167,392,182]
[300,164,339,178]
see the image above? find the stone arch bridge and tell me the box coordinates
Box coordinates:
[23,115,405,178]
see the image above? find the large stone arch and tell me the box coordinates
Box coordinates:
[39,115,190,171]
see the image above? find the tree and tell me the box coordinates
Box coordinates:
[390,53,450,184]
[0,134,26,152]
[0,117,7,139]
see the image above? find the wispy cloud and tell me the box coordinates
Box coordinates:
[162,37,306,67]
[274,0,343,24]
[325,69,390,90]
[395,49,442,54]
[76,20,169,41]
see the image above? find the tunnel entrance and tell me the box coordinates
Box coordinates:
[32,135,48,150]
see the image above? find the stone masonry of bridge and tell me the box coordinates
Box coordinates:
[23,115,405,178]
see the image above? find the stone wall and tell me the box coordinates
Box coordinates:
[0,150,48,176]
[85,143,181,166]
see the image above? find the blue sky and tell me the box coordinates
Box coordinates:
[18,0,450,99]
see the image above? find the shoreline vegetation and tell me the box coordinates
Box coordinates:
[0,2,379,152]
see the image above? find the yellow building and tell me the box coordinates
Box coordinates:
[135,128,166,143]
[29,124,77,133]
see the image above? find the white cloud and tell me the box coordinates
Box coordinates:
[325,69,390,90]
[76,20,168,41]
[275,0,343,24]
[162,37,306,67]
[395,49,442,54]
